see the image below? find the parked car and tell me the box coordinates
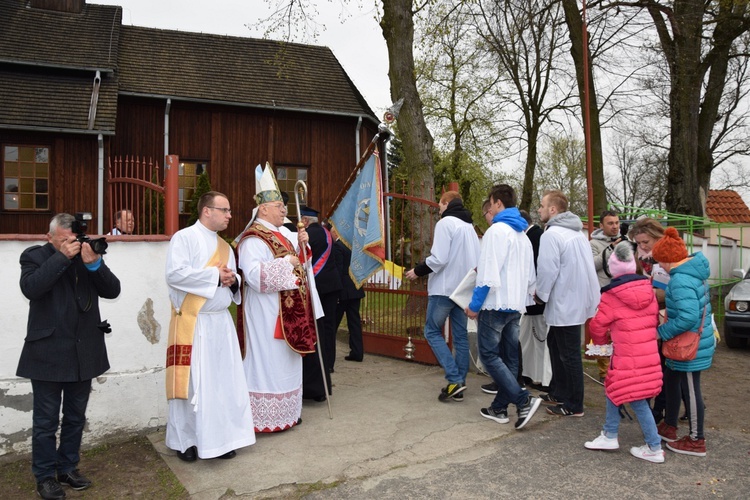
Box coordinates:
[723,269,750,348]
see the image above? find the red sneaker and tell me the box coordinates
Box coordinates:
[666,436,706,457]
[657,422,678,442]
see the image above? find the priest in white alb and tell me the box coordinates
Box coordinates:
[237,165,318,432]
[165,191,255,461]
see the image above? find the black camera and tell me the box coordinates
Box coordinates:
[620,222,630,239]
[71,212,108,255]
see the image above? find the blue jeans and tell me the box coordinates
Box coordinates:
[603,396,662,450]
[424,295,469,384]
[31,379,92,481]
[477,309,529,410]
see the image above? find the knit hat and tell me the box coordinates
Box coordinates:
[608,241,636,278]
[651,226,688,263]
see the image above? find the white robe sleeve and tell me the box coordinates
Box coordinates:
[166,229,219,305]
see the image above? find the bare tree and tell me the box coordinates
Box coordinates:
[604,135,668,211]
[416,2,503,204]
[474,0,574,212]
[603,0,750,217]
[534,133,589,216]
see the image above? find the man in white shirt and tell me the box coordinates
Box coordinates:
[405,191,480,401]
[466,184,541,430]
[165,191,255,461]
[536,189,600,417]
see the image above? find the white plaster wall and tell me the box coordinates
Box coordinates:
[0,240,172,458]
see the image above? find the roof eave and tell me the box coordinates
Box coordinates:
[0,58,116,75]
[0,123,115,136]
[118,91,380,126]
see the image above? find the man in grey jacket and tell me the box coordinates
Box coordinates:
[590,209,623,288]
[535,190,600,417]
[589,209,622,381]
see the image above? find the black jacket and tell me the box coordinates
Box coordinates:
[334,239,366,301]
[17,243,121,382]
[525,224,545,316]
[306,223,343,295]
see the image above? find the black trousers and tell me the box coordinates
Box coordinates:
[318,291,340,372]
[31,379,92,481]
[546,325,585,413]
[336,298,363,360]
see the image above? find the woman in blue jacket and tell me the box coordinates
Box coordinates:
[651,227,715,457]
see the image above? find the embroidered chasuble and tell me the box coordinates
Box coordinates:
[166,235,230,400]
[240,222,316,354]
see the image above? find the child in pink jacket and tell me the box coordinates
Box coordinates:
[584,242,664,463]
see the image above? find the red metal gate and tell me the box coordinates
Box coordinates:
[107,155,180,236]
[360,180,442,364]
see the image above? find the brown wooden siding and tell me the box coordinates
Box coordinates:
[4,96,379,237]
[0,130,100,234]
[110,97,164,160]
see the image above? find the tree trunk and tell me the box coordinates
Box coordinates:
[560,0,606,217]
[520,124,539,212]
[660,0,705,217]
[381,0,436,264]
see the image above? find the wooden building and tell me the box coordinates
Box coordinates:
[0,0,381,236]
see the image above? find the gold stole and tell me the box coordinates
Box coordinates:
[166,235,230,400]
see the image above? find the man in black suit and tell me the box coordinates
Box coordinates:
[331,227,366,362]
[300,206,342,400]
[17,213,121,500]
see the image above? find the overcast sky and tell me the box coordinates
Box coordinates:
[95,0,392,117]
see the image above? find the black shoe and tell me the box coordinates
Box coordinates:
[36,477,65,499]
[177,445,197,462]
[539,393,563,406]
[217,450,236,459]
[451,391,464,402]
[57,469,91,491]
[345,355,363,362]
[481,382,498,395]
[515,396,542,430]
[438,382,466,401]
[313,395,327,402]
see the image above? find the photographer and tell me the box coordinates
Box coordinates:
[17,213,120,500]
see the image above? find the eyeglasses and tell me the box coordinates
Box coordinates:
[483,211,490,217]
[268,203,287,212]
[207,206,232,214]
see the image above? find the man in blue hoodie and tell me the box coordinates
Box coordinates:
[466,184,542,430]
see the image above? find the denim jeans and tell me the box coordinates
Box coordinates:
[477,309,529,410]
[31,379,92,481]
[603,396,661,450]
[424,295,469,384]
[547,325,585,413]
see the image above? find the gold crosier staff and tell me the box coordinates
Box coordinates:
[295,180,333,419]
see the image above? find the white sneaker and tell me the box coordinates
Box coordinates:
[630,445,665,463]
[584,432,619,450]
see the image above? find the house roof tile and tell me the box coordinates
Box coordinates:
[0,0,377,134]
[0,0,121,72]
[0,68,117,133]
[706,190,750,224]
[117,26,376,119]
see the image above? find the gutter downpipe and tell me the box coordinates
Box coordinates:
[355,116,362,161]
[87,71,101,130]
[97,134,104,234]
[164,98,171,160]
